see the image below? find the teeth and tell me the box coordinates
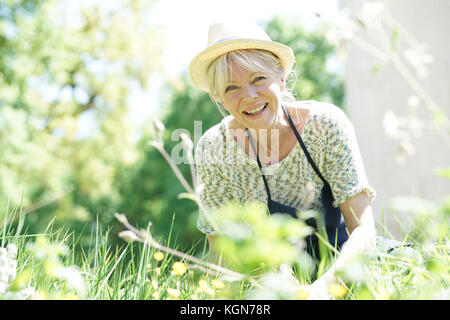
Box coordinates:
[246,104,266,115]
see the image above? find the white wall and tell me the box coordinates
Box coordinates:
[339,0,450,237]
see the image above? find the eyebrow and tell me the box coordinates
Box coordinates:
[226,72,263,84]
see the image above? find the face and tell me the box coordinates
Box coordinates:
[221,62,285,130]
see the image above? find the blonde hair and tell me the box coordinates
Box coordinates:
[207,49,297,117]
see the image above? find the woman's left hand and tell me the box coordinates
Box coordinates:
[297,271,334,300]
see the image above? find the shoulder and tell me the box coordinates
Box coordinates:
[305,100,349,123]
[304,100,353,133]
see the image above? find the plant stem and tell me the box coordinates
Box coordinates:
[114,213,253,284]
[154,145,195,194]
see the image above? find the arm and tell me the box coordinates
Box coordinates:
[304,105,377,298]
[307,191,377,299]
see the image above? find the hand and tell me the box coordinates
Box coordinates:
[296,271,336,300]
[302,277,331,300]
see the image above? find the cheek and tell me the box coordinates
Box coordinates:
[267,83,282,97]
[223,93,240,111]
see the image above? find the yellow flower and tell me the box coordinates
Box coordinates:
[375,286,391,300]
[198,280,208,289]
[296,288,310,300]
[55,293,80,300]
[152,291,160,300]
[32,290,49,300]
[328,283,348,298]
[167,287,180,299]
[211,279,225,289]
[153,252,164,261]
[197,280,215,296]
[172,262,187,276]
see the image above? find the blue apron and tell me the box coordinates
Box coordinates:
[246,104,348,260]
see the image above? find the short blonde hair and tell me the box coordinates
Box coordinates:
[207,49,296,116]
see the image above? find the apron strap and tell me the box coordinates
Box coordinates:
[246,104,333,209]
[281,104,329,186]
[246,127,272,206]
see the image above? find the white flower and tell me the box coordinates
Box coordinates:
[405,116,423,138]
[18,287,36,300]
[6,244,17,259]
[8,259,17,270]
[407,95,420,109]
[53,265,86,296]
[0,255,8,267]
[0,246,38,300]
[382,111,401,138]
[398,140,415,155]
[0,273,9,284]
[395,140,416,164]
[247,269,300,300]
[326,8,357,45]
[358,2,384,29]
[0,282,7,295]
[404,47,434,79]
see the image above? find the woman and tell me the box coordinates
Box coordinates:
[189,22,377,298]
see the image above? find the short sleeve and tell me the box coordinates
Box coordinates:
[322,107,376,208]
[195,137,234,235]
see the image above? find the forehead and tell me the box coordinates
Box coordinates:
[226,62,261,82]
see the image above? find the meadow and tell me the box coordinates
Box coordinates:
[1,0,448,301]
[1,181,448,300]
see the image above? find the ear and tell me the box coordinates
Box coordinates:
[280,77,286,91]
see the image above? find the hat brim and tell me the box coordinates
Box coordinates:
[188,38,295,93]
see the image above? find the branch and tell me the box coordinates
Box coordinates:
[151,143,195,195]
[114,213,249,283]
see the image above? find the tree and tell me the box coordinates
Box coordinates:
[0,0,164,242]
[265,16,345,108]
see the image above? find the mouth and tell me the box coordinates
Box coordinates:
[242,103,268,117]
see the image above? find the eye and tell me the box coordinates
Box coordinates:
[225,85,238,93]
[253,76,266,83]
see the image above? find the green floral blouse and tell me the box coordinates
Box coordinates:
[194,101,376,235]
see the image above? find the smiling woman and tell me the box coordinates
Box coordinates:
[189,22,378,298]
[209,50,288,131]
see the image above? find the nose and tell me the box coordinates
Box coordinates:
[242,83,257,100]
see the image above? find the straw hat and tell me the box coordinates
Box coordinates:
[188,22,295,93]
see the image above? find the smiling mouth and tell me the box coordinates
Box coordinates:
[243,103,268,116]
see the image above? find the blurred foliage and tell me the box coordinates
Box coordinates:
[0,0,163,243]
[265,16,345,108]
[212,201,314,276]
[0,1,344,254]
[115,79,221,250]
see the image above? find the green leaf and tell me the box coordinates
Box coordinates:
[433,167,450,179]
[391,27,400,52]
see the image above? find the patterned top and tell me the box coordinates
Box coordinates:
[194,100,376,235]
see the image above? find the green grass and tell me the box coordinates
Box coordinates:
[0,199,448,300]
[1,204,248,300]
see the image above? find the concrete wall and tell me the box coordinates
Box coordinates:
[339,0,450,237]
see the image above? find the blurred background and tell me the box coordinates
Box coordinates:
[0,0,448,254]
